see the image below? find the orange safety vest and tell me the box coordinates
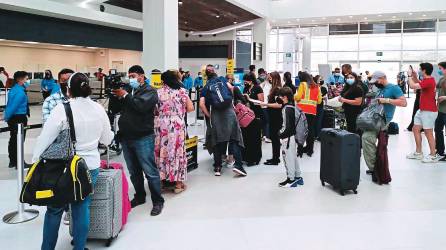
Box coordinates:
[297,83,319,115]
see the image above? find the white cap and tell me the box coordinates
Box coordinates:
[370,71,386,83]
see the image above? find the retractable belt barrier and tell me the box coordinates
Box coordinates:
[2,123,41,224]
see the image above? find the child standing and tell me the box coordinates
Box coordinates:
[278,87,304,188]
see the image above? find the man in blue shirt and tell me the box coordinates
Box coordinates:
[3,71,31,169]
[362,71,407,178]
[328,68,345,85]
[182,71,193,90]
[194,72,203,89]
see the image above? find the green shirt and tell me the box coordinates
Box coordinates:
[438,77,446,113]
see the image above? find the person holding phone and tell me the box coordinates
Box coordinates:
[407,63,442,163]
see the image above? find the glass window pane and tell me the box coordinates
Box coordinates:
[360,21,401,34]
[311,52,328,72]
[402,50,436,62]
[329,35,358,51]
[403,32,436,50]
[439,51,446,62]
[439,20,446,50]
[403,20,436,33]
[328,52,358,67]
[329,24,358,35]
[359,33,401,51]
[311,36,328,51]
[269,34,277,52]
[278,33,296,52]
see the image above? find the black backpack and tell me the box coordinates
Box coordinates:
[20,103,93,207]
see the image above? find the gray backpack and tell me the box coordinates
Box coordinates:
[292,105,308,146]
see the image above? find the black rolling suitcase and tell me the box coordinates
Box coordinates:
[320,128,360,195]
[322,108,335,128]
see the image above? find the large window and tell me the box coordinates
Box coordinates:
[268,19,446,75]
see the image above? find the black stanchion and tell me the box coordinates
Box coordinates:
[3,123,39,224]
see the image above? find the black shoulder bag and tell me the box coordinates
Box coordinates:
[20,102,93,207]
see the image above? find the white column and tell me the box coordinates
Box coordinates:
[142,0,179,71]
[252,18,270,70]
[302,35,312,72]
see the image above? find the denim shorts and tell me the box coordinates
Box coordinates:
[414,110,438,129]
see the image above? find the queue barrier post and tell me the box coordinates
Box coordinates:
[3,123,39,224]
[190,88,202,127]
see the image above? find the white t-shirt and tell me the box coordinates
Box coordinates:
[261,81,272,108]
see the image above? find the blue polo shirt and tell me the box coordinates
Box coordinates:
[377,83,404,122]
[5,84,28,122]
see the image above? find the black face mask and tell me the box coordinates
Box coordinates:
[374,82,384,89]
[45,74,50,79]
[276,96,284,105]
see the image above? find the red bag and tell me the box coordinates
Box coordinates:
[374,131,391,185]
[100,160,132,228]
[234,103,255,128]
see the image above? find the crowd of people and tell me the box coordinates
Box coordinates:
[1,61,446,249]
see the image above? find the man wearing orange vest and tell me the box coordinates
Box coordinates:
[294,72,322,157]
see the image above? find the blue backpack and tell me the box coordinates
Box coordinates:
[205,76,233,110]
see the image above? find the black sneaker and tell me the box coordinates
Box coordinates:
[366,170,374,175]
[151,203,164,216]
[130,198,146,208]
[264,160,280,166]
[214,167,222,176]
[278,178,292,187]
[8,163,16,169]
[233,165,247,177]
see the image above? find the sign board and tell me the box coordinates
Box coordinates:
[185,136,198,172]
[376,52,383,57]
[151,71,162,89]
[227,59,235,74]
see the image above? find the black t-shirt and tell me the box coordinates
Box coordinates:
[341,85,364,116]
[267,87,283,125]
[244,85,264,119]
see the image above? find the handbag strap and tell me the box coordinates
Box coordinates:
[63,102,77,152]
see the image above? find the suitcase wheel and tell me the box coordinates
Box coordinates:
[353,190,358,194]
[321,180,325,186]
[106,238,113,247]
[340,190,345,196]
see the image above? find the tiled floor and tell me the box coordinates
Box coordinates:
[0,94,445,250]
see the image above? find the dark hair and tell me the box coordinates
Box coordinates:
[249,65,256,72]
[268,72,282,101]
[284,72,292,85]
[439,62,446,70]
[58,68,74,80]
[342,64,352,70]
[258,68,266,75]
[313,75,321,84]
[13,71,28,83]
[45,69,53,79]
[128,65,145,75]
[335,68,340,71]
[69,73,92,98]
[420,62,434,76]
[0,67,5,72]
[278,87,294,104]
[298,71,316,87]
[243,72,257,84]
[342,72,361,96]
[161,70,182,90]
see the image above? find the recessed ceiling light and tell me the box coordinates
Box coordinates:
[287,21,291,24]
[61,45,75,47]
[296,19,300,22]
[178,1,183,5]
[233,21,238,24]
[422,14,427,17]
[349,16,353,18]
[392,16,396,19]
[0,39,5,41]
[184,21,188,24]
[23,41,39,44]
[408,12,413,15]
[378,14,382,17]
[364,17,368,20]
[86,47,99,49]
[311,19,315,22]
[322,17,326,20]
[336,18,341,21]
[215,15,220,18]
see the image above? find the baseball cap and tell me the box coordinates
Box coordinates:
[370,71,386,83]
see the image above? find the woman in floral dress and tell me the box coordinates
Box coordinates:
[155,70,194,194]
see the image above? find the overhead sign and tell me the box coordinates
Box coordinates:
[151,71,162,89]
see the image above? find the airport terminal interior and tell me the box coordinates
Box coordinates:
[1,0,446,249]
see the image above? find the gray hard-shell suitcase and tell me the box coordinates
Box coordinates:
[320,128,360,196]
[70,168,122,247]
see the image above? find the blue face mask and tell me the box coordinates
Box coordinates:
[129,78,139,89]
[439,69,444,76]
[24,80,31,88]
[346,79,355,85]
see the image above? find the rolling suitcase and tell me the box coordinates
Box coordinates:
[70,169,122,247]
[322,108,335,128]
[320,128,360,195]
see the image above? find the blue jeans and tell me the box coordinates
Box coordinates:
[41,169,99,250]
[121,135,164,205]
[262,109,270,139]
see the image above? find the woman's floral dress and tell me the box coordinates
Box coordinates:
[155,85,188,182]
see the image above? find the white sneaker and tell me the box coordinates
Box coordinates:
[63,213,70,225]
[422,154,442,163]
[407,152,423,160]
[264,138,272,143]
[226,160,235,168]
